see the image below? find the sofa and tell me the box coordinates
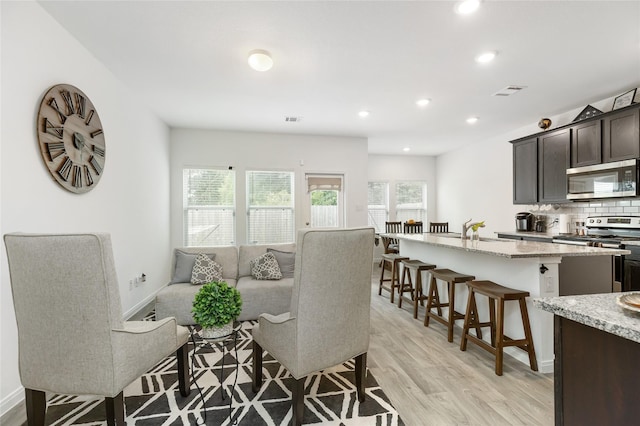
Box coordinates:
[155,243,296,324]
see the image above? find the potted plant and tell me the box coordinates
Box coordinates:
[192,281,242,339]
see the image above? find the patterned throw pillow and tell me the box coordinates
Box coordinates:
[250,252,283,280]
[191,253,223,285]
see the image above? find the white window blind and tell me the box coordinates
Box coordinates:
[368,181,388,232]
[247,171,295,244]
[183,168,235,246]
[395,181,427,224]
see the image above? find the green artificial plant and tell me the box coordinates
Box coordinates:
[192,281,242,328]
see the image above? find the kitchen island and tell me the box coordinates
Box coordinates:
[534,293,640,425]
[389,233,628,373]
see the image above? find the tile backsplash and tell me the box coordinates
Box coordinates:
[523,200,640,234]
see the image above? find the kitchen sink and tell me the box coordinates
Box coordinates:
[434,233,509,242]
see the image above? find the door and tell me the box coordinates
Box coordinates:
[538,128,570,203]
[304,174,344,228]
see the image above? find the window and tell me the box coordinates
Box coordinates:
[395,181,427,224]
[247,171,295,244]
[183,168,235,246]
[368,182,388,232]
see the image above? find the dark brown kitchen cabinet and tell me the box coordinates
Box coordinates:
[512,137,537,204]
[554,316,640,426]
[538,128,570,203]
[602,106,640,162]
[570,119,601,167]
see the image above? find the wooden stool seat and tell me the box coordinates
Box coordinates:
[424,269,475,342]
[398,260,437,319]
[460,280,538,376]
[379,253,410,303]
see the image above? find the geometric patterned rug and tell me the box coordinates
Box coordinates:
[30,320,404,425]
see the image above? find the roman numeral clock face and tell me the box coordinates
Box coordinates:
[37,84,106,194]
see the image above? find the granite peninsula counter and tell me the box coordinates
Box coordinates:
[385,233,629,373]
[534,293,640,425]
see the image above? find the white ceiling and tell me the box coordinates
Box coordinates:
[39,0,640,156]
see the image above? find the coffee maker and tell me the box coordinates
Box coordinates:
[516,212,534,231]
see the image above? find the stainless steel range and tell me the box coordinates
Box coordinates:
[552,216,640,291]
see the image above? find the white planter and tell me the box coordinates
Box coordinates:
[202,321,233,339]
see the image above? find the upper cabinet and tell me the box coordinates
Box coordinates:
[513,137,538,204]
[511,102,640,205]
[603,107,640,162]
[538,128,570,203]
[571,120,601,167]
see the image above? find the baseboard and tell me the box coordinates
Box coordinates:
[0,386,25,423]
[122,285,164,320]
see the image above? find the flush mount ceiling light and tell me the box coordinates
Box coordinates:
[248,49,273,72]
[466,116,479,124]
[455,0,481,15]
[416,98,431,107]
[475,51,497,63]
[403,147,411,152]
[358,110,370,118]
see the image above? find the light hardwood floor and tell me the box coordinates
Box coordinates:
[368,265,554,426]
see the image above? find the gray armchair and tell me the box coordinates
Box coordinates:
[252,227,375,426]
[4,233,191,426]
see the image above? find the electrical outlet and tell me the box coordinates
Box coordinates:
[545,276,554,292]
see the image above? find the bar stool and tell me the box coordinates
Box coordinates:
[424,268,475,342]
[460,280,538,376]
[379,253,409,304]
[398,259,436,319]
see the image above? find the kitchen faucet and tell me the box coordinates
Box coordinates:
[461,218,483,240]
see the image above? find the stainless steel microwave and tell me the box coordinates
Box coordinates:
[567,159,639,200]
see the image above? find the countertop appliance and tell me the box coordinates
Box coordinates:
[552,216,640,291]
[516,212,534,231]
[567,159,638,200]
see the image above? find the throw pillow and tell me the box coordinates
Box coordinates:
[190,254,224,285]
[267,248,295,278]
[171,250,216,284]
[250,252,283,280]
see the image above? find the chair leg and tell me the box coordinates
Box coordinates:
[378,260,386,295]
[105,392,125,426]
[460,288,475,351]
[25,388,46,426]
[292,377,305,426]
[519,297,539,372]
[252,340,264,392]
[495,299,505,376]
[176,343,191,397]
[355,353,367,403]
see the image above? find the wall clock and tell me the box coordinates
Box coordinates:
[36,84,106,194]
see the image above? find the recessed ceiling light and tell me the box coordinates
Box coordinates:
[248,49,273,72]
[403,147,411,152]
[358,110,370,118]
[416,98,431,107]
[466,116,479,124]
[455,0,481,15]
[475,51,497,64]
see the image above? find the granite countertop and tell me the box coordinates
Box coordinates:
[534,293,640,344]
[385,233,629,259]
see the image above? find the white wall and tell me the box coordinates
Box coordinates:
[436,90,640,237]
[170,129,369,247]
[367,154,437,225]
[1,2,171,415]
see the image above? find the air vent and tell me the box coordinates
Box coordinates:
[492,85,527,97]
[285,116,303,122]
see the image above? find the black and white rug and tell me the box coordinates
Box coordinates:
[35,320,404,425]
